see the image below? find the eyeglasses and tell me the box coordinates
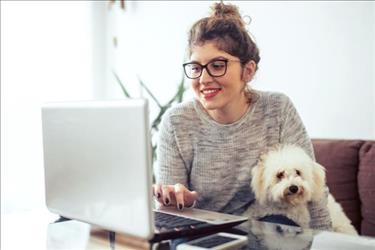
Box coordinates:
[182,59,241,79]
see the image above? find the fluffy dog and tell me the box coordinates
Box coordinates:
[245,144,357,235]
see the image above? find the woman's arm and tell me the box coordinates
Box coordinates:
[156,109,188,185]
[279,94,332,230]
[155,109,197,208]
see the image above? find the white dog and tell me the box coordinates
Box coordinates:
[245,144,358,235]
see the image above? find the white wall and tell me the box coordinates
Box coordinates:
[1,1,94,213]
[103,1,375,140]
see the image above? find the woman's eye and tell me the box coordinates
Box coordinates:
[190,65,201,72]
[210,61,226,70]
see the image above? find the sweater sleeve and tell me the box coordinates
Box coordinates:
[279,95,332,230]
[155,109,189,187]
[279,94,314,158]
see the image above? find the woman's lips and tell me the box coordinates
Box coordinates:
[201,88,221,99]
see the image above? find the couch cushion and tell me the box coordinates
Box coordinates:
[358,141,375,236]
[312,139,363,233]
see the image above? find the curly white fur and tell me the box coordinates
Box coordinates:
[244,144,358,235]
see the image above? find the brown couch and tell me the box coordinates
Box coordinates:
[312,139,375,237]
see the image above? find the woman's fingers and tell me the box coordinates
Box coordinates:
[174,183,185,210]
[152,184,163,202]
[153,184,198,209]
[153,184,173,206]
[184,190,198,207]
[161,185,173,206]
[152,184,164,207]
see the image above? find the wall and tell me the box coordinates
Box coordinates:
[2,0,373,215]
[102,1,375,140]
[1,2,94,213]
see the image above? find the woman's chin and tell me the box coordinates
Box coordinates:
[200,100,220,110]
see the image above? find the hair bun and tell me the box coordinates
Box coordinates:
[211,2,242,20]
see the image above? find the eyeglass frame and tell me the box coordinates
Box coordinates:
[182,59,242,79]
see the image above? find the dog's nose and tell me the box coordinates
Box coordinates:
[289,185,299,194]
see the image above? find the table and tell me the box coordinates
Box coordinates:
[1,210,153,250]
[2,210,375,250]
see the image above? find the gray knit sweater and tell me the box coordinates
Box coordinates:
[156,90,332,230]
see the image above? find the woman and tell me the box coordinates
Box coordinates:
[153,2,331,230]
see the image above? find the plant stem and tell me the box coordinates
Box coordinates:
[113,71,131,98]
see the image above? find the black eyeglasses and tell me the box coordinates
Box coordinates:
[182,59,241,79]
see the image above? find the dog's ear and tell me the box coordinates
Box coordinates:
[251,159,266,204]
[311,162,326,201]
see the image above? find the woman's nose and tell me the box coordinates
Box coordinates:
[199,68,213,85]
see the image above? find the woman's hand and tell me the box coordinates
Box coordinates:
[153,183,198,210]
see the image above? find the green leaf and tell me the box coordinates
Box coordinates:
[176,73,186,103]
[137,76,162,109]
[113,71,131,98]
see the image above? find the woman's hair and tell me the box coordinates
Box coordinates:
[188,2,260,69]
[187,2,260,102]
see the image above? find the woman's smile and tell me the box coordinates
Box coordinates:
[201,87,222,99]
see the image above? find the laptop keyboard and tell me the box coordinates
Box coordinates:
[154,211,208,231]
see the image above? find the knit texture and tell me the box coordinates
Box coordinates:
[156,90,332,230]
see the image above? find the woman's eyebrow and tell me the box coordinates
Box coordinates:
[210,56,228,61]
[189,56,228,64]
[206,56,229,63]
[188,60,200,64]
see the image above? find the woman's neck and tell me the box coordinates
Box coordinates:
[207,95,250,124]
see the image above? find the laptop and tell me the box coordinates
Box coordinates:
[41,99,247,242]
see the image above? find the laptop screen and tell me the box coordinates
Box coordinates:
[42,99,155,239]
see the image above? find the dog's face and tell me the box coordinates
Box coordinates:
[251,145,326,206]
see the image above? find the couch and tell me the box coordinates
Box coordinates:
[312,139,375,237]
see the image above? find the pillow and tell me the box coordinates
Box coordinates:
[312,139,363,233]
[358,141,375,237]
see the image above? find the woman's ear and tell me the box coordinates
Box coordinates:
[311,162,326,201]
[242,60,256,82]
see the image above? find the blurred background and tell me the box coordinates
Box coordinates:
[1,1,374,216]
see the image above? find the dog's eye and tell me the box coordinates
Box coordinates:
[296,169,301,176]
[277,172,284,179]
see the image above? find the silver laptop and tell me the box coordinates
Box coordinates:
[41,99,247,241]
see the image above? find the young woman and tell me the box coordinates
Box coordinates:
[153,2,332,230]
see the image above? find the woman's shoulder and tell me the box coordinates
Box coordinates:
[254,90,293,110]
[164,99,196,116]
[255,90,290,103]
[251,90,295,119]
[162,99,198,124]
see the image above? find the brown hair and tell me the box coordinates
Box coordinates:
[188,2,260,69]
[187,2,260,102]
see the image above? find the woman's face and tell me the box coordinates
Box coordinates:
[189,42,250,115]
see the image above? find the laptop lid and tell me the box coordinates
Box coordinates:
[42,99,154,239]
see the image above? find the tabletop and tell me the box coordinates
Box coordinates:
[2,210,375,250]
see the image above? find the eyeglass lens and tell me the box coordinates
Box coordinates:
[184,60,227,79]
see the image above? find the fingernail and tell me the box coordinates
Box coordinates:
[178,204,183,210]
[165,198,169,205]
[157,193,161,199]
